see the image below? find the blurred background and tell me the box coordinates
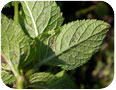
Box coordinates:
[2,1,114,89]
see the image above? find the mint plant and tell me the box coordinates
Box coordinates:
[1,1,110,89]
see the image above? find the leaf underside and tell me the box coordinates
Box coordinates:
[1,14,36,70]
[1,67,15,85]
[21,1,63,38]
[1,62,15,85]
[40,19,110,70]
[29,72,76,89]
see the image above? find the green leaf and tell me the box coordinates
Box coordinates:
[1,68,15,85]
[40,19,110,70]
[29,72,57,88]
[1,14,37,74]
[1,59,15,85]
[29,72,56,83]
[21,1,63,38]
[51,70,76,89]
[29,72,76,89]
[1,62,11,71]
[55,70,65,78]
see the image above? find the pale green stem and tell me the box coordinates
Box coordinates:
[16,75,25,89]
[14,2,25,88]
[7,60,24,89]
[14,1,19,24]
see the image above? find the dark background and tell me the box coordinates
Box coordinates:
[2,1,114,89]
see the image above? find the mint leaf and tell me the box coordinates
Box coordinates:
[1,62,11,71]
[55,70,65,78]
[29,72,56,84]
[29,72,76,89]
[1,69,15,85]
[29,72,56,88]
[1,14,37,73]
[49,70,76,89]
[40,19,110,70]
[21,1,63,38]
[1,57,15,85]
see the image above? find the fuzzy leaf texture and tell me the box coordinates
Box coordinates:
[1,59,15,85]
[21,1,63,38]
[1,14,37,71]
[1,62,11,71]
[1,63,15,85]
[29,72,76,89]
[1,70,15,85]
[40,19,110,70]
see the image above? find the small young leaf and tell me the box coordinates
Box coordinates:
[29,72,57,88]
[1,58,15,85]
[29,72,76,89]
[49,70,77,89]
[21,1,63,38]
[1,69,15,85]
[29,72,56,83]
[40,19,110,70]
[55,70,65,78]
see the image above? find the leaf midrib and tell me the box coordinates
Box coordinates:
[56,27,108,55]
[39,26,109,65]
[24,1,38,37]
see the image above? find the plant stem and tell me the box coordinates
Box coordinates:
[14,1,19,24]
[3,54,24,88]
[16,75,25,89]
[8,60,25,89]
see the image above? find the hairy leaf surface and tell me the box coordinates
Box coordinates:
[1,57,15,85]
[1,14,36,72]
[29,72,56,84]
[40,19,110,70]
[21,1,63,38]
[29,72,76,89]
[1,68,15,85]
[1,62,11,71]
